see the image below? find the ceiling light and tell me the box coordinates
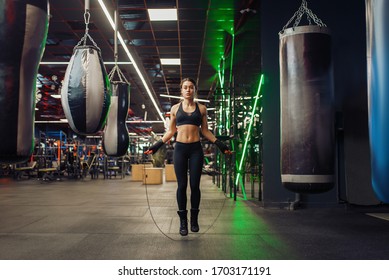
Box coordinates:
[148,9,177,21]
[160,58,181,65]
[159,94,181,100]
[35,120,69,123]
[40,61,132,65]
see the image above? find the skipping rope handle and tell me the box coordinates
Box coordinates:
[146,139,164,154]
[214,139,230,154]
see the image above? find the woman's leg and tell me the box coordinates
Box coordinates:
[188,142,203,232]
[188,142,204,209]
[173,142,189,211]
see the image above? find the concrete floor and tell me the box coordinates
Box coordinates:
[1,174,389,260]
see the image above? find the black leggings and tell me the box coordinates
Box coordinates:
[173,141,204,211]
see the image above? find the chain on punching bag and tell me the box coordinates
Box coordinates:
[102,9,130,157]
[279,0,335,193]
[366,0,389,203]
[0,0,49,163]
[61,1,111,135]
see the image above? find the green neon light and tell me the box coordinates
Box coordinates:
[226,32,234,132]
[229,33,235,85]
[204,1,234,71]
[217,57,226,135]
[235,74,264,199]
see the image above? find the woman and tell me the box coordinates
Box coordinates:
[145,78,231,236]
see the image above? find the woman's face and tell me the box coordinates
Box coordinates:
[181,80,196,100]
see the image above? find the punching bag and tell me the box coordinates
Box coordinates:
[366,0,389,202]
[102,82,130,157]
[280,25,335,193]
[0,0,49,163]
[61,45,111,135]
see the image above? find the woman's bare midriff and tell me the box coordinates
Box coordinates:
[176,125,200,143]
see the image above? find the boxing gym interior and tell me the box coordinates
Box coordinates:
[1,0,389,261]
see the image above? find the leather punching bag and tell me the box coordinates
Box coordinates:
[0,0,49,163]
[366,0,389,202]
[280,26,335,193]
[102,82,130,157]
[61,45,111,135]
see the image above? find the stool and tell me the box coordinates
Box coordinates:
[107,166,120,179]
[143,168,163,185]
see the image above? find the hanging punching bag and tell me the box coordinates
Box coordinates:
[103,82,130,157]
[0,0,49,163]
[61,44,111,135]
[366,0,389,202]
[279,25,335,193]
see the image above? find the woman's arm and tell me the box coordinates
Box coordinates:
[145,105,178,154]
[199,104,232,154]
[161,105,178,143]
[199,104,217,143]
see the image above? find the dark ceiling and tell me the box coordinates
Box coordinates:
[36,0,261,136]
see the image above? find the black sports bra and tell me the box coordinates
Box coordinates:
[176,102,202,127]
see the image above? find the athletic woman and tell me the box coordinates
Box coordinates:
[145,78,231,236]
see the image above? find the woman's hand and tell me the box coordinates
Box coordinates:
[144,139,164,154]
[214,139,232,155]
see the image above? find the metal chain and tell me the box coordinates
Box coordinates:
[280,5,304,32]
[84,9,90,38]
[280,0,326,34]
[74,8,100,51]
[305,5,326,27]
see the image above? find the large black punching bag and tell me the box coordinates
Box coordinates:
[280,23,335,193]
[366,0,389,202]
[0,0,49,163]
[102,82,130,157]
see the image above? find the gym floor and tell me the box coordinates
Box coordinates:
[0,175,389,260]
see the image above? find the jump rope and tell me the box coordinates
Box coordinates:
[142,158,230,242]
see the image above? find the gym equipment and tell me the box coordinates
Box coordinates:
[279,1,335,193]
[102,10,130,157]
[0,0,49,163]
[102,82,130,156]
[366,0,389,202]
[61,1,111,135]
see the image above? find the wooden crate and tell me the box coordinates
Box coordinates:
[143,168,163,185]
[131,164,153,181]
[165,164,177,182]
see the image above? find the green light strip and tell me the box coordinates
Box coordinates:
[226,32,234,132]
[229,32,235,85]
[221,57,225,134]
[235,74,264,199]
[217,58,225,135]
